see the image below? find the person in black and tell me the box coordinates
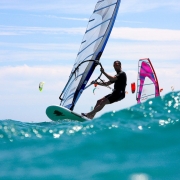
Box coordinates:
[82,60,127,119]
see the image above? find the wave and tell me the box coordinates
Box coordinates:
[0,91,180,142]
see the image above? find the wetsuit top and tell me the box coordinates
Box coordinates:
[113,71,127,92]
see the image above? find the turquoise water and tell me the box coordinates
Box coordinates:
[0,91,180,180]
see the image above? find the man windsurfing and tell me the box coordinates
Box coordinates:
[82,60,127,119]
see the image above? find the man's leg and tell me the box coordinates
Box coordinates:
[89,98,105,118]
[87,98,110,119]
[93,97,105,109]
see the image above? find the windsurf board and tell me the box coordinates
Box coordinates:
[46,105,90,122]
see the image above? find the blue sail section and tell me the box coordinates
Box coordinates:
[59,0,121,110]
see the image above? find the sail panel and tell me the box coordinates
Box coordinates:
[61,61,90,108]
[136,58,160,104]
[60,0,121,110]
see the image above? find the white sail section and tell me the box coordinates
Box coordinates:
[140,77,156,103]
[59,0,121,110]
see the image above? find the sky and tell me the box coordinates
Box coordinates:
[0,0,180,122]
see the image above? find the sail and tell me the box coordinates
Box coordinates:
[59,0,121,110]
[136,58,160,103]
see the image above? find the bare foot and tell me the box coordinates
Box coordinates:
[86,113,94,119]
[81,113,94,119]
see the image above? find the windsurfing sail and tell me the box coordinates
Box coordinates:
[136,58,160,103]
[59,0,121,110]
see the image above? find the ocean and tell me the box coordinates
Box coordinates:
[0,91,180,180]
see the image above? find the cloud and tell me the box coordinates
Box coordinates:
[0,42,79,51]
[0,42,79,63]
[0,65,72,98]
[1,36,180,65]
[0,25,85,36]
[120,0,180,13]
[1,0,180,14]
[0,65,71,81]
[117,20,143,24]
[0,50,76,63]
[0,0,97,14]
[111,27,180,41]
[2,25,180,42]
[35,15,89,21]
[0,32,18,36]
[102,41,180,62]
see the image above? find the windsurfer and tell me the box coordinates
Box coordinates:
[82,60,127,119]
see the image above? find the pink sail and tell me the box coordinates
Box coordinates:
[136,58,160,103]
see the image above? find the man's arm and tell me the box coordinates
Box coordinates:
[97,81,113,86]
[100,67,117,82]
[91,80,112,87]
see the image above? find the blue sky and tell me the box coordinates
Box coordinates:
[0,0,180,122]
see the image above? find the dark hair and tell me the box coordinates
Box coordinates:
[114,60,121,66]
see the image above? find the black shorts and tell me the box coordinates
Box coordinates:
[105,91,125,104]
